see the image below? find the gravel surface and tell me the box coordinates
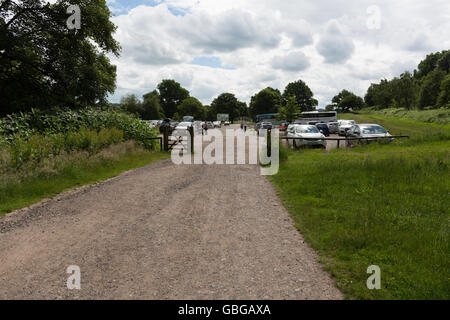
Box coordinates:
[0,125,342,299]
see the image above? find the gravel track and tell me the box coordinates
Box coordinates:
[0,125,342,299]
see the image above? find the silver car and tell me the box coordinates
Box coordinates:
[347,124,393,143]
[338,120,356,136]
[287,125,326,149]
[328,122,339,134]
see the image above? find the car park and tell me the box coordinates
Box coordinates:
[338,120,356,136]
[286,125,326,149]
[159,118,175,134]
[327,122,339,134]
[315,123,330,137]
[258,122,273,136]
[347,124,393,143]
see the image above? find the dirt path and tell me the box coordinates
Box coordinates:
[0,125,342,299]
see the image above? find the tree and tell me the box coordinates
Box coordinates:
[141,90,165,120]
[333,91,364,112]
[391,71,418,110]
[415,51,443,79]
[0,0,120,115]
[364,79,394,109]
[278,96,300,122]
[157,79,190,118]
[418,69,446,109]
[282,80,318,112]
[437,50,450,74]
[177,97,205,120]
[249,87,282,118]
[437,74,450,107]
[332,89,352,106]
[210,93,243,122]
[120,94,142,115]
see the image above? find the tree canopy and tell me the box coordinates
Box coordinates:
[157,79,190,118]
[177,97,205,120]
[282,80,318,112]
[210,93,245,122]
[249,87,282,118]
[278,96,300,122]
[0,0,120,116]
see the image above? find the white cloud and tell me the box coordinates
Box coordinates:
[106,0,450,107]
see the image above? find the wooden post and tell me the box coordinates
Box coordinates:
[188,125,194,153]
[267,128,272,157]
[163,126,169,152]
[337,139,340,149]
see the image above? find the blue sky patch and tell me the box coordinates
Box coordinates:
[190,56,236,70]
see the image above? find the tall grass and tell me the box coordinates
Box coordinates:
[0,141,169,214]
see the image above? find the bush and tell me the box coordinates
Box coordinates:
[6,127,125,168]
[0,107,158,149]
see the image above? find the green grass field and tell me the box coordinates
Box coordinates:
[270,113,449,299]
[0,142,169,215]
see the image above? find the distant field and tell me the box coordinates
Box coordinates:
[270,114,450,299]
[340,112,450,141]
[349,108,450,125]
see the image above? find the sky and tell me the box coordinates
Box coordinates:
[104,0,450,108]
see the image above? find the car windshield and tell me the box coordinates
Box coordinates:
[295,126,319,134]
[341,121,354,125]
[361,125,387,134]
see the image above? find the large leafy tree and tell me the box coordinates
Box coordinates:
[332,90,364,112]
[157,79,189,118]
[418,69,446,109]
[177,97,205,120]
[437,74,450,107]
[120,94,142,115]
[0,0,120,115]
[210,93,243,122]
[391,71,418,110]
[142,90,165,120]
[282,80,318,112]
[249,87,282,118]
[278,96,300,122]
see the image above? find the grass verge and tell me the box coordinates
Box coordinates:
[269,117,449,299]
[0,141,169,215]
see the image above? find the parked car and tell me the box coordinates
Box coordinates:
[347,124,393,143]
[286,124,297,134]
[286,125,326,149]
[206,121,214,129]
[258,122,273,136]
[315,123,330,137]
[327,122,339,134]
[159,118,175,134]
[279,123,287,131]
[213,121,222,128]
[224,121,230,126]
[173,121,193,137]
[338,120,356,136]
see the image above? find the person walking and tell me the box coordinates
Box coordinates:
[243,121,247,132]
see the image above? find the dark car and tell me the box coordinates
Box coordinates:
[315,123,330,137]
[159,118,175,134]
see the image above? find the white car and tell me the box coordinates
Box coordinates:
[213,121,222,128]
[223,121,230,126]
[338,120,356,136]
[173,122,193,136]
[287,125,326,149]
[347,124,393,143]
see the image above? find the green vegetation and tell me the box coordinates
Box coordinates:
[270,114,449,299]
[352,108,450,125]
[0,107,164,214]
[1,1,120,115]
[0,141,169,215]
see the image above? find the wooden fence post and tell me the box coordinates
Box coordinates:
[267,128,272,157]
[163,126,169,152]
[188,125,194,153]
